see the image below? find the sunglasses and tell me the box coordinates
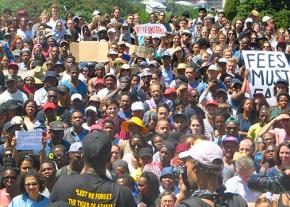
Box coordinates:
[25,182,38,187]
[3,176,17,181]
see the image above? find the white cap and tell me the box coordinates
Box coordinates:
[71,93,83,101]
[107,28,116,33]
[262,16,271,23]
[98,26,106,32]
[208,64,218,71]
[179,140,223,167]
[181,30,191,35]
[93,10,101,16]
[218,58,227,63]
[131,101,144,111]
[108,50,118,55]
[85,106,97,114]
[245,18,253,23]
[68,142,82,153]
[121,64,131,70]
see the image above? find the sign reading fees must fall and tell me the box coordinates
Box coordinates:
[243,50,290,100]
[135,24,167,37]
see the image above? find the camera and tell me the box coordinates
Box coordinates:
[248,173,290,193]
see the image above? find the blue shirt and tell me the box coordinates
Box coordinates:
[9,194,49,207]
[161,66,174,88]
[45,139,71,159]
[61,79,87,98]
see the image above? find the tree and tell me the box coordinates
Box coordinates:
[224,0,240,20]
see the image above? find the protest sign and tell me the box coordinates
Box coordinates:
[243,50,289,102]
[129,45,154,58]
[135,24,167,37]
[70,41,109,62]
[15,130,43,151]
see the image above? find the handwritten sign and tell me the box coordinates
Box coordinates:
[135,24,167,37]
[243,50,290,101]
[15,130,42,151]
[129,45,154,58]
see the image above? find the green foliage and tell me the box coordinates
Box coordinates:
[234,0,290,28]
[224,0,240,20]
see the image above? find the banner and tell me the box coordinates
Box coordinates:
[135,24,167,37]
[243,50,289,101]
[70,41,109,62]
[15,130,42,151]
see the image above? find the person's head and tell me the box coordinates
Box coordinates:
[190,116,204,136]
[157,103,169,121]
[23,76,35,89]
[264,145,276,162]
[188,89,199,106]
[276,141,290,167]
[69,65,80,81]
[102,119,117,138]
[179,140,224,191]
[71,111,84,129]
[225,117,240,137]
[85,106,97,125]
[222,136,239,160]
[1,167,18,189]
[152,134,165,152]
[156,119,170,138]
[19,170,45,196]
[160,167,175,191]
[68,142,83,169]
[110,144,122,163]
[172,113,187,133]
[104,74,117,90]
[138,172,160,200]
[239,139,255,157]
[39,160,56,182]
[159,142,175,165]
[51,145,67,168]
[129,134,147,155]
[205,100,219,118]
[150,83,162,102]
[112,160,129,176]
[158,191,176,207]
[235,156,255,183]
[214,110,228,132]
[254,197,272,207]
[198,8,206,19]
[262,132,276,147]
[105,98,119,119]
[18,154,39,176]
[23,100,38,118]
[274,79,289,95]
[277,92,289,109]
[241,98,254,113]
[49,121,65,144]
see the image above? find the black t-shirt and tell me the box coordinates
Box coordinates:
[50,173,137,207]
[176,193,248,207]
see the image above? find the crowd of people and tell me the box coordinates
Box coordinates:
[0,3,289,207]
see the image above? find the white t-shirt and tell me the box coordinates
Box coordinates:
[0,89,28,105]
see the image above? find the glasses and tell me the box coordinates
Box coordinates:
[228,33,235,36]
[3,176,17,181]
[25,182,38,187]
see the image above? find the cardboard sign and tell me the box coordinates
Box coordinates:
[135,24,167,37]
[15,130,42,151]
[70,41,109,62]
[129,45,154,58]
[243,50,290,101]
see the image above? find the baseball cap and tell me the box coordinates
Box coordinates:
[85,106,97,114]
[181,30,191,36]
[179,140,223,167]
[7,62,19,70]
[218,58,227,64]
[68,142,82,153]
[82,131,112,170]
[49,121,65,131]
[107,28,116,33]
[71,93,83,101]
[216,88,227,94]
[226,116,240,125]
[5,74,16,83]
[140,61,148,67]
[108,50,118,56]
[2,121,21,132]
[163,88,177,96]
[205,100,219,107]
[121,64,131,70]
[262,16,271,23]
[148,60,158,67]
[207,64,218,71]
[245,18,253,24]
[43,102,57,111]
[95,63,105,70]
[172,112,187,121]
[177,63,187,70]
[95,78,105,86]
[44,71,59,81]
[161,51,171,58]
[93,10,101,16]
[222,136,238,144]
[131,101,144,111]
[97,26,106,33]
[160,167,174,180]
[231,78,242,86]
[138,147,153,158]
[275,79,288,86]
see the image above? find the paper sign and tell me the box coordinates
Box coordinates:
[135,24,167,37]
[15,130,42,151]
[129,45,154,58]
[243,50,290,102]
[70,41,109,62]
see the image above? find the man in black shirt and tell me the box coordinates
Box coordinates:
[50,131,137,207]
